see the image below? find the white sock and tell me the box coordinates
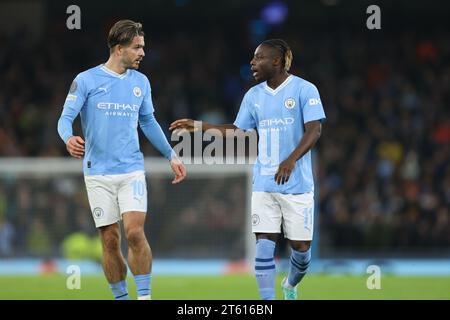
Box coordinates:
[138,294,151,300]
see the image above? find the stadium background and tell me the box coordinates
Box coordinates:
[0,0,449,299]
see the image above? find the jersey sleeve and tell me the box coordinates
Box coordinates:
[233,92,256,130]
[139,76,155,116]
[301,83,326,124]
[57,74,88,144]
[139,113,175,160]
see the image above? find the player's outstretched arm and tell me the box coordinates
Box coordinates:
[66,136,85,159]
[169,118,199,132]
[169,119,238,136]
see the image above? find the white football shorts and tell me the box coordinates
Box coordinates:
[84,170,147,228]
[251,191,314,240]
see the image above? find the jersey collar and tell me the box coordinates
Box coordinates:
[263,75,293,95]
[100,64,129,79]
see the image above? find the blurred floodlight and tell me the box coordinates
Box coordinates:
[261,1,288,25]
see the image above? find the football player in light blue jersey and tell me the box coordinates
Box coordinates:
[170,39,325,300]
[57,20,186,300]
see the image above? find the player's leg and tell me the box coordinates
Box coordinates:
[119,170,151,300]
[99,223,129,300]
[279,192,314,300]
[251,192,282,300]
[254,232,278,300]
[282,240,311,299]
[122,211,152,300]
[84,174,129,300]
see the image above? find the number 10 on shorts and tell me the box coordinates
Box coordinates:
[132,180,145,199]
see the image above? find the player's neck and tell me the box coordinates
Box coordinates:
[267,72,290,90]
[104,58,127,75]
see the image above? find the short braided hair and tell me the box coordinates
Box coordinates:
[261,39,293,71]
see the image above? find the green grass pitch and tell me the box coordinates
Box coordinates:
[0,274,449,300]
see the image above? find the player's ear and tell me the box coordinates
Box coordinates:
[114,44,126,56]
[272,56,282,67]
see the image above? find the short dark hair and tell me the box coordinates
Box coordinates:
[107,20,144,49]
[261,39,293,71]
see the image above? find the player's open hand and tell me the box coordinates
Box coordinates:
[275,157,296,185]
[170,155,187,184]
[66,136,85,159]
[169,119,199,134]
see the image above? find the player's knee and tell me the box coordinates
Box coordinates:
[125,227,145,247]
[102,235,121,253]
[290,240,311,252]
[255,233,278,242]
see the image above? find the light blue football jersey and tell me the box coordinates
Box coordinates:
[234,75,326,194]
[58,64,172,176]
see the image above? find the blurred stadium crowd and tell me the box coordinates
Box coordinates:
[0,13,449,258]
[0,174,246,258]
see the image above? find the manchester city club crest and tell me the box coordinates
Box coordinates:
[93,207,104,219]
[284,97,296,109]
[252,214,260,226]
[133,86,142,97]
